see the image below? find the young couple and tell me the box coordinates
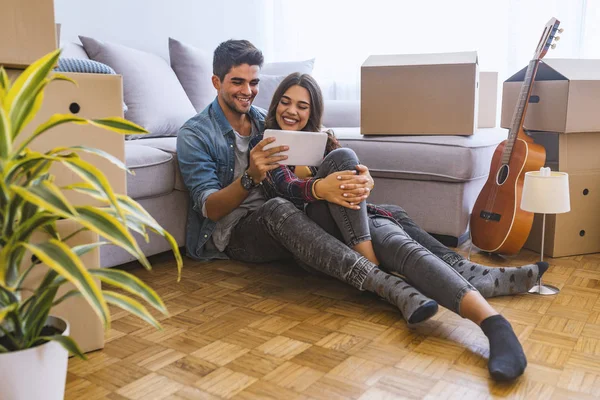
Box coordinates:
[177,39,547,381]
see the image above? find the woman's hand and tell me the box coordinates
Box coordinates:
[314,171,370,210]
[355,164,375,191]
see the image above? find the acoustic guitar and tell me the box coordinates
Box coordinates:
[470,17,562,255]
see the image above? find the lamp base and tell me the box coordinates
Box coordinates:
[528,284,560,296]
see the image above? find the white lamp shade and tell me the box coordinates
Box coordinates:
[521,169,570,214]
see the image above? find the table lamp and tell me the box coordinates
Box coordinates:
[520,167,570,295]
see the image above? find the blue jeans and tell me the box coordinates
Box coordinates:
[306,148,475,313]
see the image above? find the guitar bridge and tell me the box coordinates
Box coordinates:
[480,210,501,222]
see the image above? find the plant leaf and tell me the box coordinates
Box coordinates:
[4,50,60,135]
[10,180,77,219]
[0,304,17,325]
[0,67,9,92]
[60,157,125,222]
[117,196,183,278]
[22,285,58,344]
[73,206,151,270]
[39,334,87,360]
[89,117,147,135]
[90,268,167,314]
[9,213,59,247]
[14,114,87,156]
[53,145,132,174]
[103,290,161,330]
[72,241,108,258]
[22,240,110,330]
[0,104,11,158]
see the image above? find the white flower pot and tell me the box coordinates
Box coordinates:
[0,316,70,400]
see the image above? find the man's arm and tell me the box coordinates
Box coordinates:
[203,175,251,221]
[205,136,288,220]
[178,129,288,222]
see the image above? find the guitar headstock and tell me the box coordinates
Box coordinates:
[534,17,562,60]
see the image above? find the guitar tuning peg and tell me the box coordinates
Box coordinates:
[551,43,557,49]
[554,36,561,41]
[558,28,564,33]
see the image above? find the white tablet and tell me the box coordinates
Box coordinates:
[263,129,328,166]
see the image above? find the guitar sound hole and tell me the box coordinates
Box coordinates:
[496,165,510,185]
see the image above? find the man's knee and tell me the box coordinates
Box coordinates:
[261,198,300,220]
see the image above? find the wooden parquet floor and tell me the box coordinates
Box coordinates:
[66,243,600,400]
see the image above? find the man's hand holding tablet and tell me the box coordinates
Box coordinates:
[246,136,289,185]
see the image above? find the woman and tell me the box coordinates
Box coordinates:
[251,73,547,381]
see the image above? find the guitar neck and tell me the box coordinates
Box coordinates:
[501,59,540,164]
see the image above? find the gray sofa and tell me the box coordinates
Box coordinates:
[60,39,505,267]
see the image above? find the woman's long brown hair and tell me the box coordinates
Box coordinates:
[265,73,340,153]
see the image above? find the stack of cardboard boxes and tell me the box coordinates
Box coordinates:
[501,59,600,257]
[2,0,127,352]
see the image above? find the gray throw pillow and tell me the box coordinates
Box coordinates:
[79,36,197,139]
[261,58,315,76]
[168,37,215,113]
[254,74,287,110]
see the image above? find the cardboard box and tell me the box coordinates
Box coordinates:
[361,51,479,135]
[523,131,600,257]
[501,59,600,133]
[524,171,600,257]
[8,71,127,205]
[0,0,58,68]
[478,71,498,128]
[23,220,104,353]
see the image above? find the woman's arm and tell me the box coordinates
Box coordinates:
[262,165,321,208]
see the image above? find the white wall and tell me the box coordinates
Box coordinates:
[54,0,273,60]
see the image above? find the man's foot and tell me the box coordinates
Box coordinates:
[363,268,438,324]
[480,314,527,381]
[449,259,549,297]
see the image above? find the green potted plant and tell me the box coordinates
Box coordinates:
[0,50,182,400]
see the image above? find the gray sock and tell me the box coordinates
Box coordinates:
[449,259,549,298]
[362,268,438,324]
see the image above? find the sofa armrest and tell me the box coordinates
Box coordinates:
[323,99,360,128]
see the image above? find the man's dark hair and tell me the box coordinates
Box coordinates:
[213,39,264,81]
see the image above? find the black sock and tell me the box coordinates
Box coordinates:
[480,314,527,381]
[362,268,438,324]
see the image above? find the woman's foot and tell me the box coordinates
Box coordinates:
[480,314,527,381]
[449,258,549,297]
[363,268,438,324]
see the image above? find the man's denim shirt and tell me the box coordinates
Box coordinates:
[176,98,266,260]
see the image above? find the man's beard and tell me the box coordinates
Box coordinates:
[224,95,251,115]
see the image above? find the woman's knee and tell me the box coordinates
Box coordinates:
[325,148,359,170]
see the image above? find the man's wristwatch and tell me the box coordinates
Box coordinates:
[241,170,258,191]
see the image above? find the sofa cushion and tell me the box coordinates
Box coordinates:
[254,74,286,109]
[261,58,315,75]
[59,42,90,59]
[125,144,175,199]
[131,137,187,192]
[334,127,508,182]
[169,37,215,113]
[79,36,196,139]
[323,100,360,129]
